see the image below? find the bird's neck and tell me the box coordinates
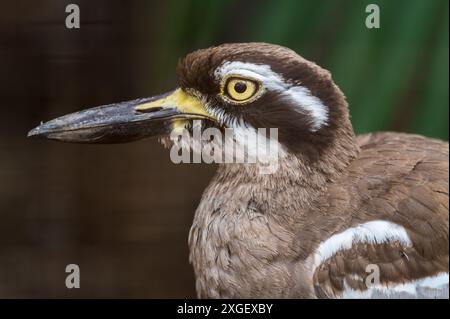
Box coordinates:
[189,127,359,297]
[214,126,359,210]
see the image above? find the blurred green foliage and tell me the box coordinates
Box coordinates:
[152,0,448,140]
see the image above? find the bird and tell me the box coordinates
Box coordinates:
[28,43,449,299]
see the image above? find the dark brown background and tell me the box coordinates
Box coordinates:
[0,0,448,298]
[0,0,218,298]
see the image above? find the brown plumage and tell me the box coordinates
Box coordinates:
[28,43,449,298]
[189,132,448,298]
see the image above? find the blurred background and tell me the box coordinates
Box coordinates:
[0,0,448,298]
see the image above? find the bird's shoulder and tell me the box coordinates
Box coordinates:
[316,132,448,229]
[300,132,449,298]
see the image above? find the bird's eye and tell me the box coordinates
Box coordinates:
[222,77,260,104]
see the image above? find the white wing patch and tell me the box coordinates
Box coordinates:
[311,220,449,299]
[342,272,449,299]
[215,61,328,131]
[313,220,413,268]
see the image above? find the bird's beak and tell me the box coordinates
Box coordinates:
[27,88,215,143]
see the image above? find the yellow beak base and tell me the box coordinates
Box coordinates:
[135,88,213,120]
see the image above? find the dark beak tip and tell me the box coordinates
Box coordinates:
[28,122,54,139]
[27,93,182,143]
[27,126,41,138]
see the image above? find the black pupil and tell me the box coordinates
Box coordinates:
[234,82,247,94]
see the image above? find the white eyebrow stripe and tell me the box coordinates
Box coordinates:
[216,62,287,91]
[286,86,329,130]
[215,61,328,131]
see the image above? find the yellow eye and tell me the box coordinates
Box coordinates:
[223,77,260,104]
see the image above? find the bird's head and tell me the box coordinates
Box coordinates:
[29,43,355,165]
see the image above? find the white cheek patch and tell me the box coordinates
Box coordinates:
[215,61,329,131]
[229,119,287,166]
